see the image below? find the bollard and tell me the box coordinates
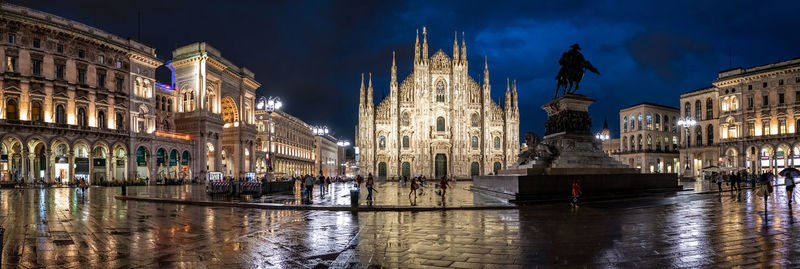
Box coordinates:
[350,187,360,207]
[121,181,127,196]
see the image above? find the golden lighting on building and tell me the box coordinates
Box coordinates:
[154,131,191,140]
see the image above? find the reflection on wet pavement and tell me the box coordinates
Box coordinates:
[129,181,510,207]
[1,185,800,267]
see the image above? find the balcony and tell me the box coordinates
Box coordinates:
[0,119,130,136]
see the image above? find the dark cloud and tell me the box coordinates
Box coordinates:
[9,0,800,140]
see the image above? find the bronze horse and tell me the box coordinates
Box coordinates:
[554,44,599,98]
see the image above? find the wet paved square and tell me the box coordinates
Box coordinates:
[1,184,800,267]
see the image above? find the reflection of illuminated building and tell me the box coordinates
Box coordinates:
[713,59,800,174]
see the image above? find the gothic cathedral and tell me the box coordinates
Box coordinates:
[356,27,520,179]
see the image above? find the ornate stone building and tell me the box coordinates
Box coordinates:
[679,87,720,178]
[314,134,339,177]
[356,28,520,179]
[254,110,315,178]
[617,103,680,173]
[714,59,800,174]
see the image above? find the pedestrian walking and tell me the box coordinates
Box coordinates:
[439,176,449,197]
[786,175,796,204]
[714,173,722,194]
[571,179,581,206]
[304,174,315,202]
[409,177,419,203]
[366,173,375,201]
[356,174,363,189]
[318,174,326,196]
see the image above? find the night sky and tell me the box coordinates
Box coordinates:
[12,0,800,142]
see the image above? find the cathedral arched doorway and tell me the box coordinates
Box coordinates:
[435,154,447,178]
[493,162,501,175]
[401,162,410,178]
[378,162,387,178]
[470,162,479,177]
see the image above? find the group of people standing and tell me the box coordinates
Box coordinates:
[711,170,798,205]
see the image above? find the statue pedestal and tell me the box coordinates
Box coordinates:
[475,94,679,203]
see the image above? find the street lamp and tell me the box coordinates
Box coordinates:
[594,132,609,141]
[677,117,697,176]
[312,125,329,176]
[258,96,282,178]
[336,140,350,176]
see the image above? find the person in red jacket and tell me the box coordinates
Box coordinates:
[571,179,581,206]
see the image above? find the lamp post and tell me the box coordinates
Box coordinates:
[312,125,329,176]
[337,140,350,177]
[257,96,282,180]
[677,117,696,178]
[594,133,609,141]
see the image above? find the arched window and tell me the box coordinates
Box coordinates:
[183,91,194,112]
[707,124,714,145]
[630,135,635,151]
[167,99,172,112]
[646,113,652,130]
[77,107,87,127]
[402,136,409,148]
[672,116,677,133]
[493,137,501,149]
[622,137,628,151]
[55,104,66,124]
[471,113,480,127]
[629,115,635,130]
[116,113,124,130]
[655,135,661,150]
[646,134,652,150]
[31,101,42,122]
[637,134,642,150]
[436,81,445,102]
[637,114,642,130]
[436,117,445,132]
[672,136,678,150]
[97,110,106,128]
[695,125,702,147]
[654,114,660,130]
[156,97,161,111]
[706,98,713,120]
[379,136,386,149]
[471,136,479,149]
[5,99,18,120]
[401,112,410,126]
[694,100,701,120]
[684,102,691,118]
[663,116,669,132]
[623,116,628,132]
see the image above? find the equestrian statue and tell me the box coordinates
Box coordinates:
[554,44,599,98]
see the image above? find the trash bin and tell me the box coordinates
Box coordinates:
[121,181,127,196]
[350,187,360,207]
[0,227,4,264]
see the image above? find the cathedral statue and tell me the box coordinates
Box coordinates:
[554,44,599,98]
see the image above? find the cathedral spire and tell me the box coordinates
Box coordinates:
[359,73,365,107]
[422,26,428,61]
[512,79,518,112]
[483,56,490,85]
[367,72,373,108]
[414,29,420,64]
[461,32,467,62]
[453,31,460,62]
[505,78,511,110]
[391,51,397,86]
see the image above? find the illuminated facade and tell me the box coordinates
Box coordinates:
[679,87,720,178]
[714,59,800,174]
[314,134,339,177]
[254,110,314,178]
[356,28,520,179]
[617,103,680,174]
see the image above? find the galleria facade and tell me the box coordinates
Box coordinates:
[356,28,520,179]
[0,4,266,183]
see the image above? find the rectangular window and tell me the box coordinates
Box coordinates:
[779,120,786,134]
[748,97,754,109]
[33,38,40,48]
[97,55,104,64]
[748,122,755,137]
[77,69,87,84]
[6,56,17,72]
[763,82,768,88]
[56,64,65,80]
[78,49,85,59]
[32,59,42,76]
[115,61,121,69]
[56,44,63,54]
[763,121,770,136]
[7,34,15,44]
[97,73,106,88]
[115,78,124,91]
[796,77,800,83]
[748,84,753,90]
[779,79,784,86]
[797,91,800,103]
[779,93,785,104]
[763,95,769,107]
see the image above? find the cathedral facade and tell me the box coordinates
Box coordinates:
[357,28,520,179]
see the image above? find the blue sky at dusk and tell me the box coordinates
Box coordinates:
[14,0,800,141]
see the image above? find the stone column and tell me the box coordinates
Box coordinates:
[68,151,75,182]
[45,150,51,183]
[88,151,93,184]
[106,154,112,182]
[20,150,28,183]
